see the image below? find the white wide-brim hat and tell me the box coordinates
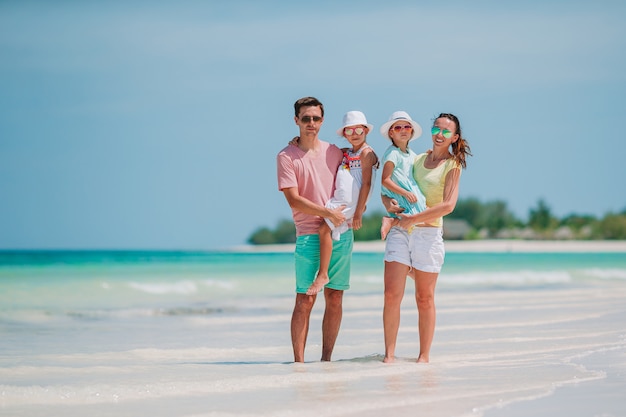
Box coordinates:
[380,110,422,141]
[336,110,374,136]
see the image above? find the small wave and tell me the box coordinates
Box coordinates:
[128,280,198,295]
[441,270,572,286]
[156,306,235,316]
[6,306,238,323]
[202,279,236,290]
[125,279,240,295]
[336,354,384,363]
[86,305,240,319]
[582,268,626,280]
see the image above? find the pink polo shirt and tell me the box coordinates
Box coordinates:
[277,141,343,236]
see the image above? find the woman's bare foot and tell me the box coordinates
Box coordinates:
[417,354,429,363]
[383,355,395,363]
[306,273,329,295]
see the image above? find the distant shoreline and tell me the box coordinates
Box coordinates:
[229,239,626,253]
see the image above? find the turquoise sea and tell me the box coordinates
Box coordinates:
[1,249,625,416]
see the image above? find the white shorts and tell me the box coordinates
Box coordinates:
[383,226,445,273]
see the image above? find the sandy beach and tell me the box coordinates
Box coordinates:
[1,249,625,417]
[230,239,626,253]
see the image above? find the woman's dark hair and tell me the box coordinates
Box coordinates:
[437,113,472,169]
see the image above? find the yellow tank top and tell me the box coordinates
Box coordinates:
[413,153,461,227]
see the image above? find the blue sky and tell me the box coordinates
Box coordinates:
[1,0,625,250]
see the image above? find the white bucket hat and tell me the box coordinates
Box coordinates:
[336,110,374,136]
[380,110,422,141]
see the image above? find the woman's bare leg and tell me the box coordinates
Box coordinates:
[413,270,439,363]
[383,261,409,363]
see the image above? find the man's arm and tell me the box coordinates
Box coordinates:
[282,187,346,227]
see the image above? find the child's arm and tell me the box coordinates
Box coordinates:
[381,161,418,203]
[352,149,377,230]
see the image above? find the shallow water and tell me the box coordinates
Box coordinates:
[1,250,625,416]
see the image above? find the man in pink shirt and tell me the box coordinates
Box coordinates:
[277,96,354,362]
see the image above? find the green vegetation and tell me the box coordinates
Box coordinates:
[247,198,626,244]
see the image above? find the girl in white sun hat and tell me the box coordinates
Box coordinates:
[379,110,427,240]
[305,110,379,295]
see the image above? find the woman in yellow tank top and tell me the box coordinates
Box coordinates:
[381,113,472,363]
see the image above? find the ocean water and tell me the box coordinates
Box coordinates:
[1,249,625,417]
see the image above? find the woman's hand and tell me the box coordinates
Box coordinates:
[397,213,415,230]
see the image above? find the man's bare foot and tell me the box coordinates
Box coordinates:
[380,216,398,240]
[306,273,329,295]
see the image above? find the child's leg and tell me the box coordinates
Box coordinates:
[306,223,332,295]
[380,216,399,240]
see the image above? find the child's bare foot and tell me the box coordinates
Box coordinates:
[306,273,329,295]
[380,216,398,240]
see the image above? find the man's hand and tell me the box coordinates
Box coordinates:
[328,205,346,227]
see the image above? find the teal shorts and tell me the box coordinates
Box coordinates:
[294,230,353,293]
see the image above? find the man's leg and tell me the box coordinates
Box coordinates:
[320,230,352,361]
[292,234,320,362]
[291,293,315,362]
[321,288,343,361]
